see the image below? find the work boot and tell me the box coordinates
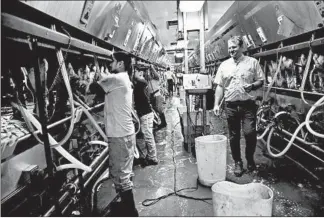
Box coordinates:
[234,161,243,177]
[144,158,158,166]
[247,160,257,172]
[108,201,124,217]
[133,157,146,167]
[120,190,139,217]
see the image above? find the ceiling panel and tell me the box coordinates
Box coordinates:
[142,1,234,58]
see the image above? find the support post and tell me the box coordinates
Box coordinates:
[199,8,205,72]
[183,12,188,74]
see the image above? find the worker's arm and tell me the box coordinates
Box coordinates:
[212,64,224,116]
[172,73,177,83]
[213,85,224,116]
[89,74,115,95]
[214,85,224,107]
[150,64,159,80]
[134,70,148,85]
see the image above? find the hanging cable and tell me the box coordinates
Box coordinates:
[141,121,212,207]
[47,26,72,95]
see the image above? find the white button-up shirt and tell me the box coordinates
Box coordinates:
[214,55,264,102]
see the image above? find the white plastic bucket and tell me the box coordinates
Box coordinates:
[212,181,274,216]
[195,135,227,186]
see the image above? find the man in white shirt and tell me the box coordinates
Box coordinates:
[164,67,176,97]
[213,36,264,177]
[89,51,138,216]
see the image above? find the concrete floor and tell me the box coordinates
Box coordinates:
[97,96,324,216]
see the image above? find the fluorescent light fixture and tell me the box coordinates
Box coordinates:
[175,53,184,58]
[177,40,188,49]
[179,1,205,12]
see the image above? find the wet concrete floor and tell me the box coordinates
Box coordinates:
[97,96,324,216]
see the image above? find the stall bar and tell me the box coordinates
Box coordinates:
[2,13,112,58]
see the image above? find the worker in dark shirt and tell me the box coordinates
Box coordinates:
[145,64,167,130]
[133,68,158,166]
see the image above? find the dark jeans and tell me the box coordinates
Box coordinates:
[152,95,167,128]
[225,100,257,164]
[167,79,174,95]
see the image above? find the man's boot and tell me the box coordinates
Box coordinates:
[120,190,139,217]
[108,201,124,217]
[247,160,256,172]
[234,161,244,177]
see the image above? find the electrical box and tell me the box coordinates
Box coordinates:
[183,74,212,90]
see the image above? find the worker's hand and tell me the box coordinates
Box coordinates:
[134,70,142,79]
[243,84,253,93]
[213,105,220,116]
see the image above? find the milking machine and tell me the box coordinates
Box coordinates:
[252,29,324,181]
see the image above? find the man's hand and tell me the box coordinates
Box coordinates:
[213,105,220,116]
[134,70,143,79]
[243,84,253,93]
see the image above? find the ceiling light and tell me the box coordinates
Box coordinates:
[175,53,184,58]
[179,1,205,13]
[177,39,188,49]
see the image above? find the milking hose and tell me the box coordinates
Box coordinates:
[305,96,324,138]
[266,96,324,157]
[266,120,312,158]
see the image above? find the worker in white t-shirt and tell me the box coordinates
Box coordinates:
[164,67,176,97]
[89,51,138,216]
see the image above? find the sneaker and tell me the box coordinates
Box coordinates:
[234,161,243,177]
[247,162,257,172]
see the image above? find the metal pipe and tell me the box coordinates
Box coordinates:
[16,103,104,143]
[260,118,316,146]
[61,198,75,215]
[199,8,205,72]
[43,146,109,216]
[271,131,324,164]
[2,13,112,58]
[83,152,109,187]
[183,12,188,74]
[91,169,110,213]
[63,154,110,216]
[31,39,61,214]
[259,138,322,182]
